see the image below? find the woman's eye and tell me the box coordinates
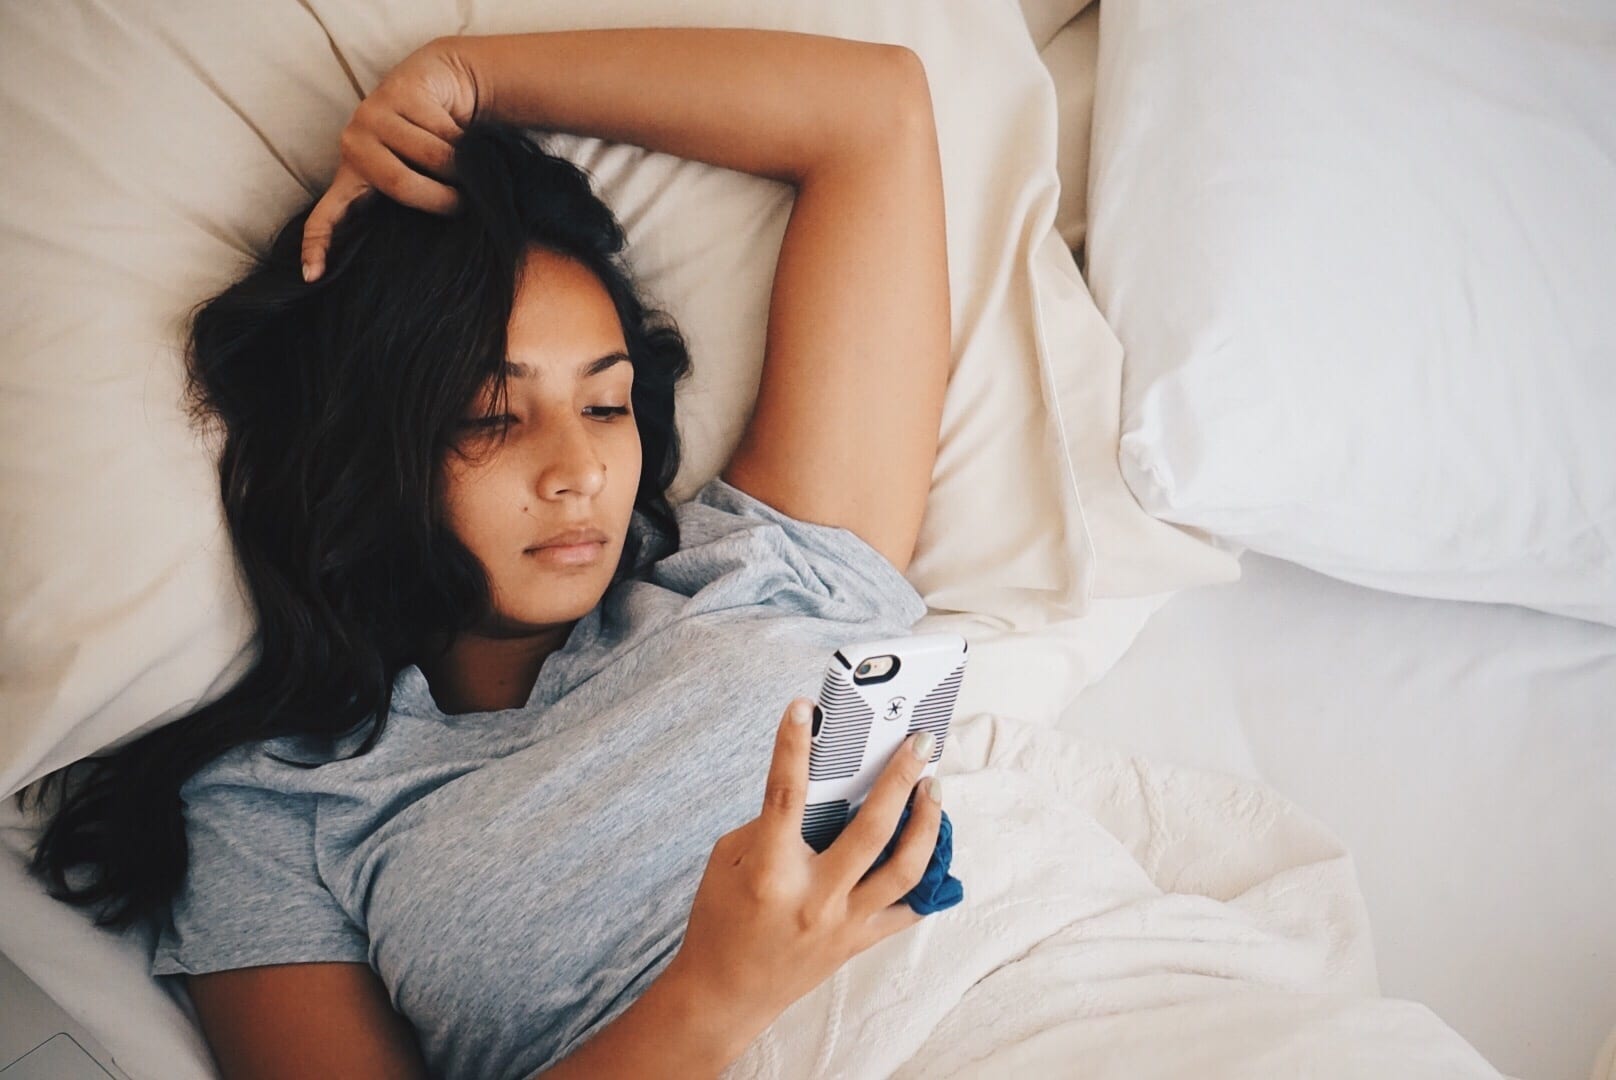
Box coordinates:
[454,407,625,437]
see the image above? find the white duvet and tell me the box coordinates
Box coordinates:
[725,710,1503,1079]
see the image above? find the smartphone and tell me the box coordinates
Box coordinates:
[801,632,969,853]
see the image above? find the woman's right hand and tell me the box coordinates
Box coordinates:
[664,697,945,1051]
[301,37,480,282]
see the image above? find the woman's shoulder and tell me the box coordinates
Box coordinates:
[671,475,774,535]
[638,475,928,628]
[673,475,867,555]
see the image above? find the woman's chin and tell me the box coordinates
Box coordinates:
[512,566,615,621]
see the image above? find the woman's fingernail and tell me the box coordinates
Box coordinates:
[923,776,942,802]
[303,261,321,282]
[910,731,936,760]
[790,700,812,725]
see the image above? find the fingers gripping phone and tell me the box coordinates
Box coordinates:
[801,633,969,853]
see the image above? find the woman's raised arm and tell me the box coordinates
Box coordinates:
[457,28,922,186]
[454,29,950,572]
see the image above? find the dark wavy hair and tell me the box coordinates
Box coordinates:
[18,121,693,928]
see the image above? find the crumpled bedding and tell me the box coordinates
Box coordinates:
[723,709,1504,1078]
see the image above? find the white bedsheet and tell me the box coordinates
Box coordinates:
[1062,552,1616,1080]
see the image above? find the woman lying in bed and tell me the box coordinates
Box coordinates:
[22,28,950,1080]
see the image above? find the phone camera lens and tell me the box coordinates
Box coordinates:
[855,660,872,676]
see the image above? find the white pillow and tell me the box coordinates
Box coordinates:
[2,0,1215,797]
[1087,0,1616,624]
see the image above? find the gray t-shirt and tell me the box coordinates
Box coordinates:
[151,478,928,1080]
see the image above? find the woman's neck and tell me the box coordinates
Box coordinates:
[415,622,574,715]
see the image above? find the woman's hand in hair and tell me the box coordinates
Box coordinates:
[661,697,943,1058]
[302,37,481,283]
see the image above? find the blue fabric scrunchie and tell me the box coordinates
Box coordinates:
[863,798,964,915]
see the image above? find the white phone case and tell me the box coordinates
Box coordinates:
[801,632,969,853]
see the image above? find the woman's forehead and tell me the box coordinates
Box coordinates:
[506,248,626,370]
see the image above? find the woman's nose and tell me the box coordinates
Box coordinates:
[535,419,606,500]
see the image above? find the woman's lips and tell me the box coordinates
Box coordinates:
[525,540,606,567]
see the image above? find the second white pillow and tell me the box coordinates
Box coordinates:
[1088,0,1616,624]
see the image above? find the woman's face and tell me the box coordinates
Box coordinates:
[440,246,643,632]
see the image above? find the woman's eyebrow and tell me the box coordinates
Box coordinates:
[501,351,630,380]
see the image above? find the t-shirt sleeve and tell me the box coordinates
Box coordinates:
[150,752,369,977]
[648,478,929,632]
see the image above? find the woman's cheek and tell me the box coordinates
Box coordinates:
[612,422,643,484]
[451,464,522,562]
